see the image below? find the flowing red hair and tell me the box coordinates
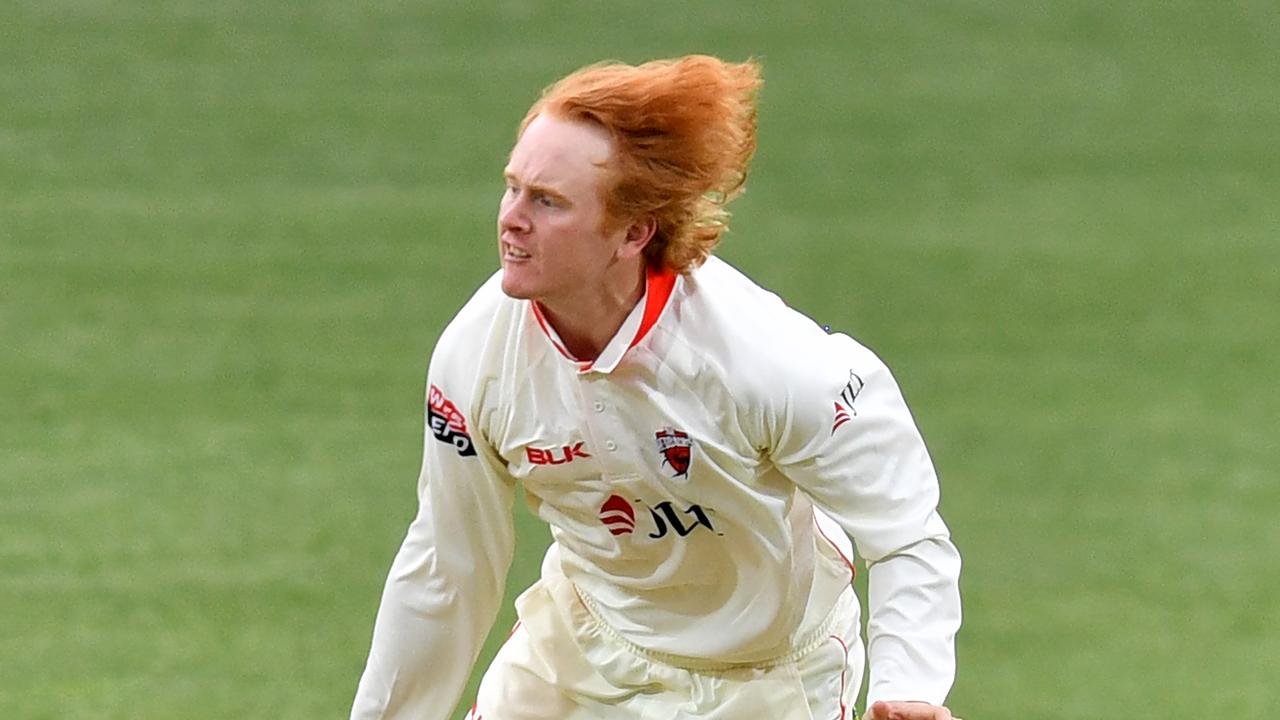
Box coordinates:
[519,55,761,273]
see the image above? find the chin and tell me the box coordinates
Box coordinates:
[499,269,536,300]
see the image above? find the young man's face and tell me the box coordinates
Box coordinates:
[497,113,633,305]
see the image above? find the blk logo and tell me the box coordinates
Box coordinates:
[526,442,591,466]
[428,384,476,457]
[831,371,865,435]
[654,427,693,478]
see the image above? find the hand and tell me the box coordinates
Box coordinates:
[865,700,958,720]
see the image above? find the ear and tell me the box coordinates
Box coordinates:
[617,215,657,260]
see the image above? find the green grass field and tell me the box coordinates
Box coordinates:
[3,2,1277,718]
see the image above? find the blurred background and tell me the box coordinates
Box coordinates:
[2,1,1277,718]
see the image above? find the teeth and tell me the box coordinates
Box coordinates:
[507,245,531,259]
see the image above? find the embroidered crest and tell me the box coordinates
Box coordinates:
[654,427,693,478]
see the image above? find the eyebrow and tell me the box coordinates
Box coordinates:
[503,170,571,204]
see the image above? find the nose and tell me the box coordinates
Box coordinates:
[498,195,530,234]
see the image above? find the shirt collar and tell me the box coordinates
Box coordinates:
[530,265,679,375]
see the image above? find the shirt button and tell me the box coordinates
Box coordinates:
[593,401,604,412]
[605,440,617,451]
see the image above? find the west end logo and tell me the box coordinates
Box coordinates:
[428,384,476,457]
[598,494,720,539]
[654,427,693,478]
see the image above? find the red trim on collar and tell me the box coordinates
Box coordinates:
[530,301,593,370]
[530,265,677,370]
[630,265,677,351]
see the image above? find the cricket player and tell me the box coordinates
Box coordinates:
[350,55,962,720]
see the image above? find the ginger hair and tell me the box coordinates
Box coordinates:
[519,55,761,273]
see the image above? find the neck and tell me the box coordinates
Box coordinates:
[537,263,646,361]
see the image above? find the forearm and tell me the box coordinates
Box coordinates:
[351,535,504,720]
[865,535,962,706]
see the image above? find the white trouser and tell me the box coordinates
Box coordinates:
[466,565,864,720]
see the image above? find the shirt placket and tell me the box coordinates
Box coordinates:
[574,374,639,481]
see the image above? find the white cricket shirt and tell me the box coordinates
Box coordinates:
[351,257,962,719]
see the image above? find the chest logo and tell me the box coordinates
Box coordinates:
[599,495,637,536]
[598,495,720,539]
[526,442,591,466]
[524,438,588,466]
[654,427,693,478]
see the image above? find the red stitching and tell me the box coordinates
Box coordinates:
[829,633,851,720]
[815,519,857,583]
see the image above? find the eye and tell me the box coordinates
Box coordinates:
[534,193,557,208]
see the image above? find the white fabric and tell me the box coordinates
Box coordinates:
[350,257,961,719]
[467,544,862,720]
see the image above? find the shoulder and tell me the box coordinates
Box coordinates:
[432,271,512,354]
[428,270,521,387]
[679,258,899,432]
[424,271,528,448]
[683,257,882,380]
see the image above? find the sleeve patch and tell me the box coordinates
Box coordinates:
[428,384,477,457]
[831,370,865,435]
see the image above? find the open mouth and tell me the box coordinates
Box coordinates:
[503,243,531,260]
